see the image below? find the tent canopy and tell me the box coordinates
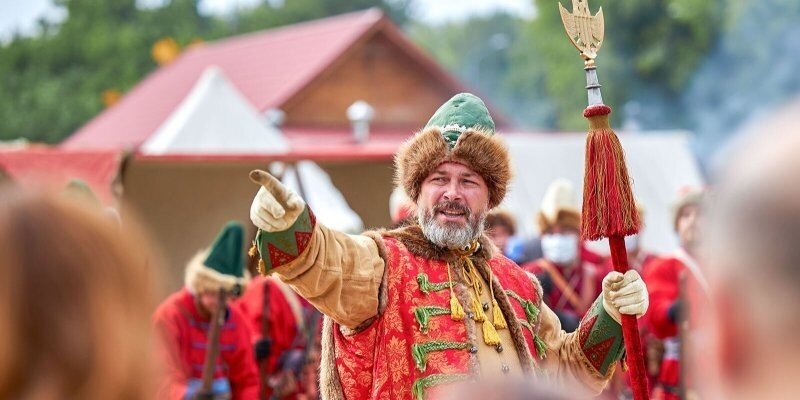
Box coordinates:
[141,67,289,155]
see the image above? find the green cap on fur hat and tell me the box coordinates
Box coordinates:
[425,93,496,148]
[395,93,510,209]
[203,221,245,278]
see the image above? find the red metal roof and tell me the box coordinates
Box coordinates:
[0,148,122,204]
[63,9,389,150]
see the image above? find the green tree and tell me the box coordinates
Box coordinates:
[210,0,409,37]
[505,0,725,130]
[407,13,524,126]
[0,0,409,144]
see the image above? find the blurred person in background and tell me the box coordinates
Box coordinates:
[389,185,415,228]
[643,188,709,400]
[0,186,157,399]
[704,99,800,400]
[484,208,517,257]
[435,378,585,400]
[235,248,319,399]
[153,221,259,399]
[523,179,606,332]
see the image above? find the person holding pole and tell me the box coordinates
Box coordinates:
[154,222,259,399]
[248,92,648,399]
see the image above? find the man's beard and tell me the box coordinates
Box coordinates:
[417,200,486,249]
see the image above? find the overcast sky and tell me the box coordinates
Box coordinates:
[0,0,534,40]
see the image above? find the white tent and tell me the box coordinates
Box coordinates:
[141,66,290,155]
[139,66,363,233]
[502,131,704,254]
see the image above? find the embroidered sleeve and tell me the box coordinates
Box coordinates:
[577,297,625,376]
[253,206,386,329]
[535,295,622,395]
[255,205,316,273]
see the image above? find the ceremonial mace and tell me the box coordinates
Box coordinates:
[559,1,648,399]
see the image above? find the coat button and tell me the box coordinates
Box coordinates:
[469,346,478,354]
[482,302,489,311]
[495,344,504,353]
[502,364,510,374]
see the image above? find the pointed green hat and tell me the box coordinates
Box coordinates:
[425,93,496,148]
[203,221,245,278]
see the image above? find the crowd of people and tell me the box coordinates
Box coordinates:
[1,95,799,400]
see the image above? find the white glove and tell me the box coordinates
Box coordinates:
[249,170,306,232]
[602,270,649,324]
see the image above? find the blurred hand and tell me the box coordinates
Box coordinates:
[602,270,649,323]
[249,170,305,232]
[254,338,272,362]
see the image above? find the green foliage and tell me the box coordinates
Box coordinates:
[407,13,525,127]
[0,0,408,144]
[505,0,724,130]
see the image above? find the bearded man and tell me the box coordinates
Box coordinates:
[249,93,649,400]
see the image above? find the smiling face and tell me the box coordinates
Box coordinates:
[416,162,490,249]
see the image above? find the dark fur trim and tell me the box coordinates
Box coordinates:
[536,209,581,233]
[362,231,390,316]
[337,231,390,336]
[383,224,495,262]
[319,316,345,400]
[395,127,511,209]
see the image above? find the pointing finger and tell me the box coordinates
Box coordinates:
[249,170,296,209]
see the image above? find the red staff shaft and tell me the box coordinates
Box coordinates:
[609,235,649,400]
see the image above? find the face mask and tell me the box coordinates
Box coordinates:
[624,234,640,252]
[541,233,579,265]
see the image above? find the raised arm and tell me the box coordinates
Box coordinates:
[248,170,385,329]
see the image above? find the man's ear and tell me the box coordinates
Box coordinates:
[714,282,751,382]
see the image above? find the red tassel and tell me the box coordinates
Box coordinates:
[581,105,641,241]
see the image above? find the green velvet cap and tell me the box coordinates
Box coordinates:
[424,93,495,148]
[204,221,245,278]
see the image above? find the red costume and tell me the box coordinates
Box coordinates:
[235,276,313,399]
[644,249,708,400]
[154,288,260,399]
[522,246,606,332]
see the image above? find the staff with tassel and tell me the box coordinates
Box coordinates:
[558,1,649,399]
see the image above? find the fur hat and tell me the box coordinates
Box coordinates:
[672,187,706,232]
[394,93,511,209]
[185,221,249,294]
[536,179,581,233]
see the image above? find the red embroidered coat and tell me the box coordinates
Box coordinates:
[254,210,625,400]
[153,288,260,400]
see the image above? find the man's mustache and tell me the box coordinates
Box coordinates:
[433,201,470,218]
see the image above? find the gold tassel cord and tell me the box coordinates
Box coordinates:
[488,271,508,330]
[454,241,506,346]
[446,262,465,321]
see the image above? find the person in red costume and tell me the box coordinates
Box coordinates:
[248,94,649,400]
[643,188,708,400]
[235,271,316,399]
[522,179,606,333]
[153,221,259,400]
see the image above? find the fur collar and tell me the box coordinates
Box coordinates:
[379,224,497,262]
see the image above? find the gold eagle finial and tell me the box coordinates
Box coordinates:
[559,0,605,67]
